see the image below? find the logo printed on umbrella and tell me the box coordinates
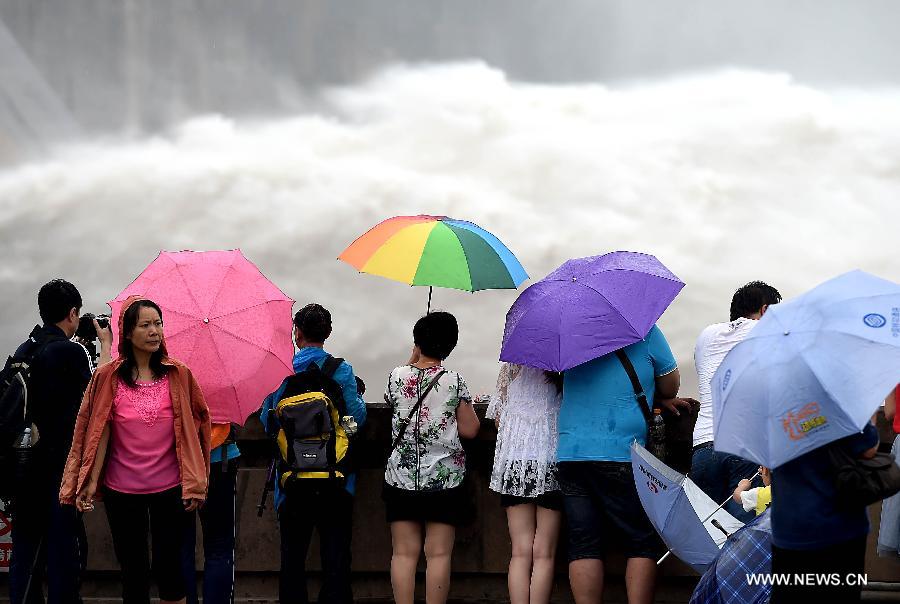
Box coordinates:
[781,402,828,441]
[721,369,732,392]
[638,464,668,493]
[863,313,887,328]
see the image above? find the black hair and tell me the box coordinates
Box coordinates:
[413,311,458,360]
[117,299,171,388]
[38,279,82,325]
[294,303,332,343]
[544,371,564,394]
[730,281,782,321]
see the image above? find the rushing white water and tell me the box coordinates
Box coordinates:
[1,62,898,397]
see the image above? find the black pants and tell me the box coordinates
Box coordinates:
[103,486,190,604]
[278,482,353,604]
[770,535,867,603]
[9,470,86,604]
[182,459,238,604]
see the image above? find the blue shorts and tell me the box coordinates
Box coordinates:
[558,461,665,561]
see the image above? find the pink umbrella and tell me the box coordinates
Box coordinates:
[110,250,295,425]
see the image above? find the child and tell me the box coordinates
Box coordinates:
[733,466,772,516]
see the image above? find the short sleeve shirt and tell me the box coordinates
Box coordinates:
[558,325,677,462]
[384,365,472,491]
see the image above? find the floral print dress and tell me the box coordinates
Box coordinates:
[384,365,472,492]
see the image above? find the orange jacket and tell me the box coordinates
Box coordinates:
[59,356,211,504]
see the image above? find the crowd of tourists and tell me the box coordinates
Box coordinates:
[2,278,897,604]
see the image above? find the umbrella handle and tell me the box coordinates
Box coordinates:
[427,286,433,314]
[657,470,761,566]
[699,470,761,525]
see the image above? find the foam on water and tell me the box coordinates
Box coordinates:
[1,62,898,395]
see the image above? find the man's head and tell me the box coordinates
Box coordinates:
[413,311,459,360]
[293,303,332,347]
[38,279,82,337]
[730,281,782,321]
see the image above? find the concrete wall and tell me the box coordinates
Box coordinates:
[5,404,898,601]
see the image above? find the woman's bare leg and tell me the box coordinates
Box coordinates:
[391,521,423,604]
[506,503,537,604]
[530,506,561,604]
[423,522,455,604]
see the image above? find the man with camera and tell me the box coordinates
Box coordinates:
[7,279,111,604]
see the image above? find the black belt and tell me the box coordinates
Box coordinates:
[692,441,714,453]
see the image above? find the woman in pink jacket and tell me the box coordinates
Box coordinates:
[60,296,210,604]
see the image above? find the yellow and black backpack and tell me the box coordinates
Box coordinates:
[269,356,350,487]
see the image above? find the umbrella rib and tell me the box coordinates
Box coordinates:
[207,321,288,359]
[573,281,644,340]
[209,300,289,321]
[202,255,240,321]
[446,225,475,292]
[204,320,242,420]
[173,262,208,320]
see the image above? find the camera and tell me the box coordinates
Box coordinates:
[76,313,112,342]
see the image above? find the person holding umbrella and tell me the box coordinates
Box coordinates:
[559,325,690,604]
[712,271,900,603]
[383,311,480,604]
[59,296,211,604]
[499,251,692,604]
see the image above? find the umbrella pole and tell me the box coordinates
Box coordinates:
[427,286,433,314]
[656,470,761,566]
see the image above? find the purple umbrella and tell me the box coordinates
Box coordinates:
[499,251,684,371]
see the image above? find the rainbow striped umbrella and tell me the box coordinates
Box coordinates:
[339,215,527,310]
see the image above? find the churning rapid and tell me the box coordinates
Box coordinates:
[1,62,897,395]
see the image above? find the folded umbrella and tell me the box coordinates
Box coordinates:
[110,250,295,425]
[631,442,744,573]
[713,270,900,468]
[501,251,684,371]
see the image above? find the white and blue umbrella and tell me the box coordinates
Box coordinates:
[631,443,744,573]
[712,270,900,469]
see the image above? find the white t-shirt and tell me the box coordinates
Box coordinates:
[693,317,757,447]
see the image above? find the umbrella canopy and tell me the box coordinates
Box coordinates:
[713,270,900,468]
[338,214,527,292]
[110,250,295,425]
[690,510,773,604]
[500,251,684,371]
[631,442,744,573]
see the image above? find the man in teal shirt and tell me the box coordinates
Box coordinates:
[559,324,686,604]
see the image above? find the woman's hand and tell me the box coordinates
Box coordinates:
[75,480,98,512]
[183,498,204,512]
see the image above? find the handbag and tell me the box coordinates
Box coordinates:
[385,370,446,462]
[615,350,699,474]
[828,443,900,509]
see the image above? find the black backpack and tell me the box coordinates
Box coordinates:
[0,329,65,501]
[268,356,353,488]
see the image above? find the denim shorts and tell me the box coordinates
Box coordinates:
[558,461,665,561]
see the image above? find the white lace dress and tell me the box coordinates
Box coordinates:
[486,363,561,497]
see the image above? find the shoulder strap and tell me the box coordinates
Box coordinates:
[389,370,447,455]
[614,349,653,425]
[321,355,344,379]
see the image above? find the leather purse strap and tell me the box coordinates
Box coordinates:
[389,370,447,455]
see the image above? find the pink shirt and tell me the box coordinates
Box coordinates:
[103,376,181,494]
